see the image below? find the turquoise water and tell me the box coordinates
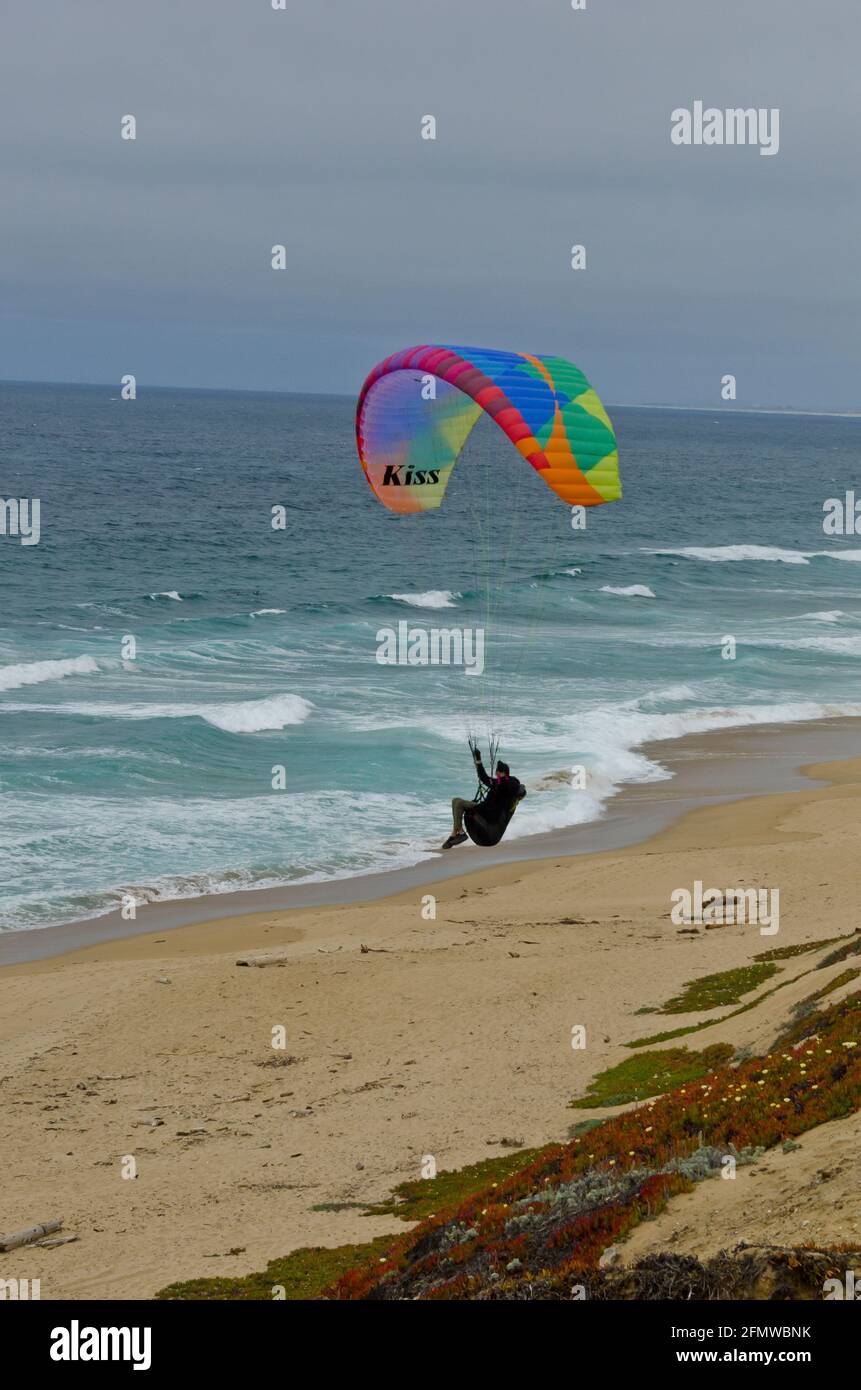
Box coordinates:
[2,381,861,932]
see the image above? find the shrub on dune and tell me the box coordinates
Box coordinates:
[328,992,861,1300]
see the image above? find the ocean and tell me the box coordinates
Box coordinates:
[2,379,860,933]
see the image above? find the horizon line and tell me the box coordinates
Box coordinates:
[0,376,858,421]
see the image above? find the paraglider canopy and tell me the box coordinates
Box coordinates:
[356,343,620,515]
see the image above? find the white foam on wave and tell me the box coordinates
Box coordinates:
[149,590,183,601]
[600,584,656,598]
[387,590,459,609]
[648,545,810,564]
[75,603,131,617]
[199,693,313,733]
[343,692,861,850]
[573,697,861,749]
[250,609,286,616]
[0,655,99,692]
[759,633,861,657]
[5,691,313,733]
[3,789,429,930]
[637,682,700,704]
[649,545,861,566]
[799,610,846,623]
[502,697,861,842]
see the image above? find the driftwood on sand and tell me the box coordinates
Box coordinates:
[0,1219,63,1252]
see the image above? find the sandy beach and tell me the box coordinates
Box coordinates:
[2,733,861,1300]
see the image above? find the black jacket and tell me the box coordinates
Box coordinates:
[474,760,526,826]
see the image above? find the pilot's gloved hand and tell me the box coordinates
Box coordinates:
[472,746,482,763]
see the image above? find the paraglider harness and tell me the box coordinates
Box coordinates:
[464,735,525,847]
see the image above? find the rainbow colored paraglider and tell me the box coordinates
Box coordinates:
[356,344,620,514]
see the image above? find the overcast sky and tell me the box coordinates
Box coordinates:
[1,0,858,408]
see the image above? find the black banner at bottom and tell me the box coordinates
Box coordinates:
[5,1296,857,1375]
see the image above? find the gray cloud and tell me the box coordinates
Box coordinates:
[1,0,859,407]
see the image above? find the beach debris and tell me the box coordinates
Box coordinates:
[0,1219,63,1253]
[257,1054,302,1068]
[598,1244,623,1269]
[360,943,388,953]
[236,953,291,967]
[155,976,171,984]
[507,951,520,959]
[487,1136,526,1149]
[35,1234,79,1249]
